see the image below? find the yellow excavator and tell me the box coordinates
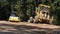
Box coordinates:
[28,4,54,24]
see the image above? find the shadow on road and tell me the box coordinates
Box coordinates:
[0,23,60,34]
[0,32,17,34]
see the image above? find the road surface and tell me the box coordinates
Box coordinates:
[0,21,60,34]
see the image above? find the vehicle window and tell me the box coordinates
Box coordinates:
[10,13,18,17]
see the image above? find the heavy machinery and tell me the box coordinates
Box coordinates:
[9,5,20,22]
[28,4,54,24]
[9,13,20,22]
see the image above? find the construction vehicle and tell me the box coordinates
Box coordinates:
[28,4,54,24]
[9,5,20,22]
[9,13,20,22]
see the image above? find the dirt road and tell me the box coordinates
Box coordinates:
[0,21,60,34]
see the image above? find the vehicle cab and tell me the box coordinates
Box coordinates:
[9,13,20,22]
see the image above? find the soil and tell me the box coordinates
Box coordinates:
[0,21,60,34]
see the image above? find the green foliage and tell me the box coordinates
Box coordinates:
[0,0,60,25]
[26,0,35,17]
[49,0,60,25]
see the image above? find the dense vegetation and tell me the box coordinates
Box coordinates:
[0,0,60,25]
